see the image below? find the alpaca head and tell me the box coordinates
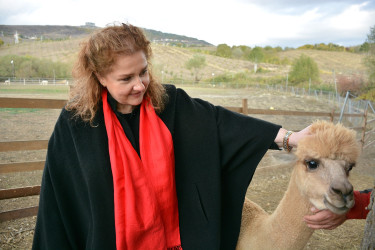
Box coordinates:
[294,120,361,215]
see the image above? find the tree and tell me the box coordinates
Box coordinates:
[185,54,206,83]
[361,186,375,249]
[247,46,264,63]
[360,42,370,52]
[360,29,375,249]
[216,44,232,58]
[364,25,375,85]
[289,54,320,83]
[231,47,244,59]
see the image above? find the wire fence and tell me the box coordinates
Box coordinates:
[2,76,374,130]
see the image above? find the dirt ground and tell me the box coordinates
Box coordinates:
[0,85,374,249]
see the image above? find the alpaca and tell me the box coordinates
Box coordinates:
[237,121,361,250]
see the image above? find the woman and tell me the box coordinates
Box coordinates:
[32,23,328,250]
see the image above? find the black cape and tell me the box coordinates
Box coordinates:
[33,85,281,250]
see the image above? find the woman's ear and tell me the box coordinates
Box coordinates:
[95,73,106,87]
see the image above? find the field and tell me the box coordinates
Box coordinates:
[0,36,367,85]
[0,84,374,249]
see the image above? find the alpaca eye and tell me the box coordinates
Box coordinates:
[305,160,319,170]
[347,163,355,172]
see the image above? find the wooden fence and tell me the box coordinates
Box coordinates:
[0,97,371,222]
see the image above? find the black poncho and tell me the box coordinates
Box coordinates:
[33,85,281,250]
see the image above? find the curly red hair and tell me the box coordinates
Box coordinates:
[66,23,166,124]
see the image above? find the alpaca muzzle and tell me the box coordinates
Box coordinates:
[323,186,354,215]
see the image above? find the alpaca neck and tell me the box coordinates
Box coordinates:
[267,169,314,249]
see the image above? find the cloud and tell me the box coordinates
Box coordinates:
[0,0,374,47]
[237,0,371,14]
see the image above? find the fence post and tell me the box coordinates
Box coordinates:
[339,91,350,123]
[361,103,368,149]
[242,99,248,115]
[330,109,335,122]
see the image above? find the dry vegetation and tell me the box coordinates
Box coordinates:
[279,49,367,75]
[0,36,367,85]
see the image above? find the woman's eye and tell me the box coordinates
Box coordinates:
[140,69,148,76]
[121,77,131,82]
[305,160,319,170]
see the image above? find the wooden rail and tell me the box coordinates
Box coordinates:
[0,161,45,174]
[0,186,41,200]
[0,97,67,109]
[0,97,370,222]
[0,140,48,152]
[0,206,39,222]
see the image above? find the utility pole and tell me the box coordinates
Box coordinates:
[11,60,15,79]
[333,69,338,98]
[285,74,288,91]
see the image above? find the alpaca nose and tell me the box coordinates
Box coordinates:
[330,182,353,199]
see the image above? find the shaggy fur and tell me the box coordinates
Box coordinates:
[236,121,360,250]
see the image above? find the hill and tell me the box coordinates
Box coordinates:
[279,49,366,76]
[143,28,212,47]
[0,24,212,47]
[0,25,95,41]
[0,25,367,85]
[0,36,284,81]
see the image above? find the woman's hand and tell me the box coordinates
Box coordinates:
[275,125,311,149]
[303,207,347,230]
[288,125,311,148]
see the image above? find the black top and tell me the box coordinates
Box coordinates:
[32,84,281,250]
[107,93,141,156]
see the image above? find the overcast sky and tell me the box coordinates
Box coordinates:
[1,0,374,47]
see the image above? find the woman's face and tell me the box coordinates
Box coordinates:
[98,51,150,114]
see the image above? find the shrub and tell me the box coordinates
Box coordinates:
[246,46,264,63]
[216,44,232,58]
[337,74,365,96]
[359,87,375,102]
[0,55,71,78]
[289,54,319,84]
[185,54,206,83]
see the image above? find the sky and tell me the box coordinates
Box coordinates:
[1,0,375,48]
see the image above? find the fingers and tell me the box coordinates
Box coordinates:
[303,208,347,230]
[292,125,312,147]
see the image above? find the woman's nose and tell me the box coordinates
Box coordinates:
[133,77,145,90]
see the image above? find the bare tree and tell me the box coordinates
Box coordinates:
[361,184,375,249]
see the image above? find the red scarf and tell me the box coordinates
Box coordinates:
[102,89,182,249]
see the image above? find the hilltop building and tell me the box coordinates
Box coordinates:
[84,22,96,28]
[14,31,19,44]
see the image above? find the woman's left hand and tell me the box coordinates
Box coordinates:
[288,125,311,148]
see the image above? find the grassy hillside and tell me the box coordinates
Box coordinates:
[0,37,84,64]
[0,37,283,81]
[0,31,367,86]
[279,49,367,76]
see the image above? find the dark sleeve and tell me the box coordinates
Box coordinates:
[32,113,73,249]
[32,161,71,249]
[171,86,281,250]
[216,105,281,173]
[215,106,281,250]
[32,109,116,250]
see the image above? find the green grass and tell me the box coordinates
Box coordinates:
[0,85,69,94]
[0,108,41,114]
